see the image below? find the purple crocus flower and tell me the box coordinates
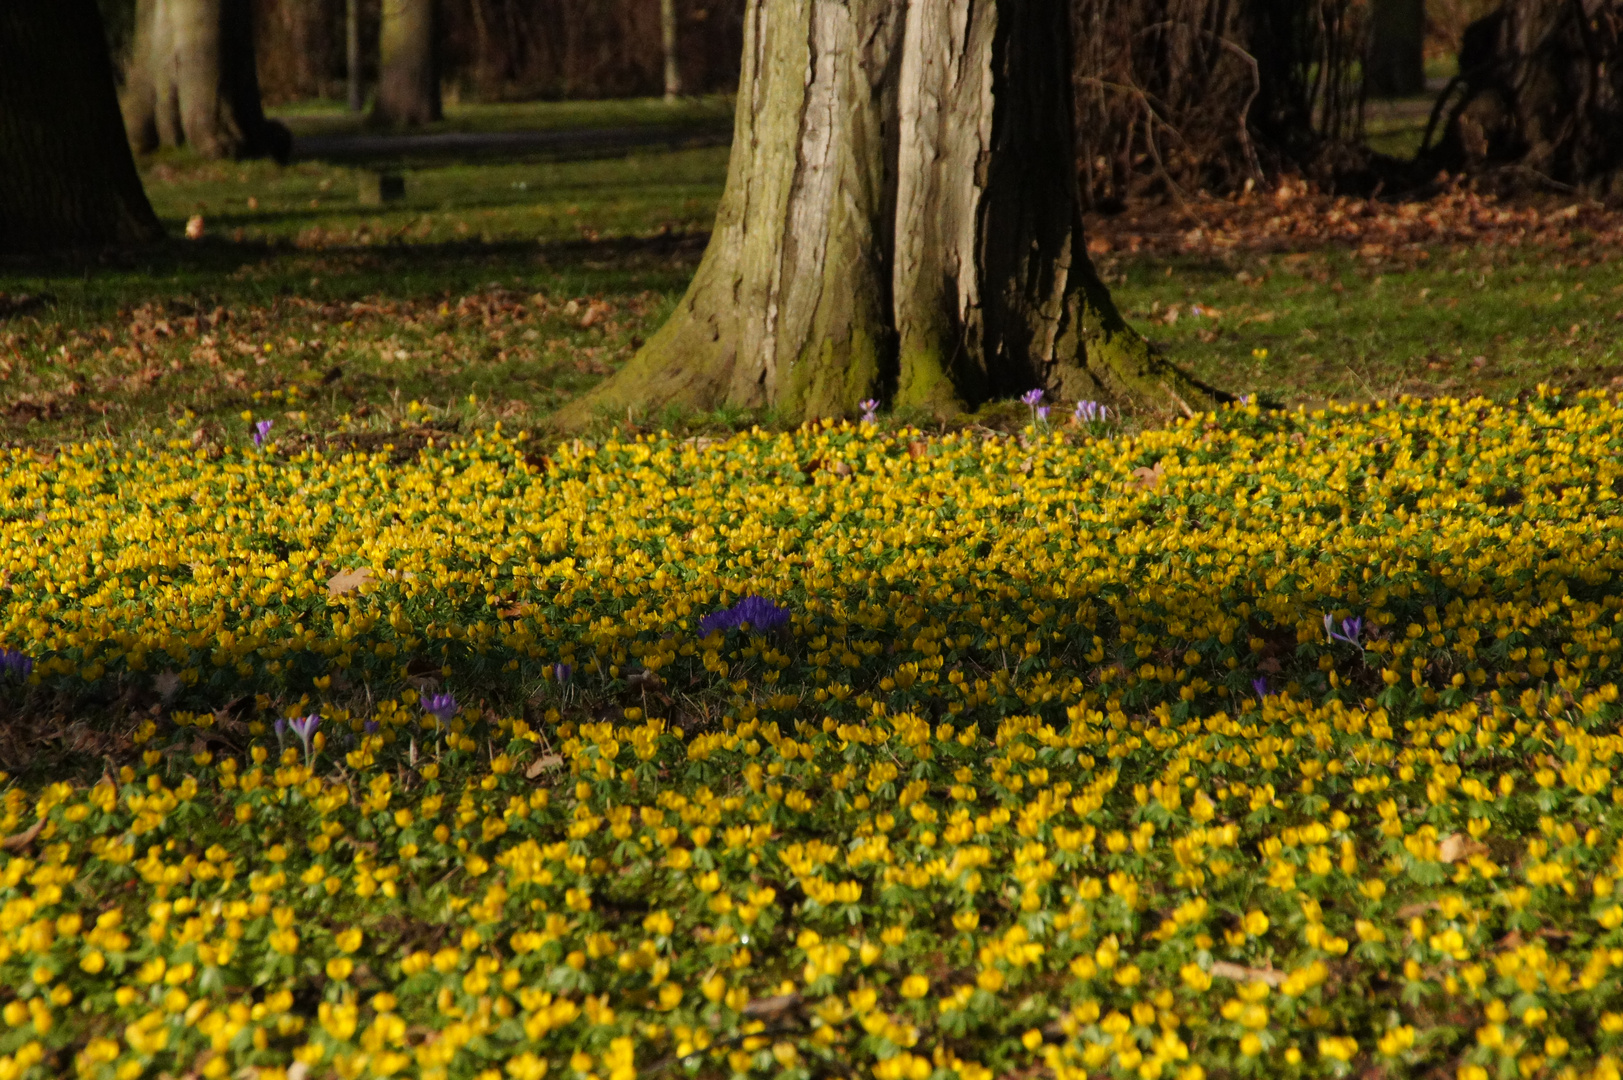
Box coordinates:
[700,595,790,636]
[363,720,380,735]
[553,663,572,686]
[289,713,321,759]
[274,717,288,746]
[733,595,790,632]
[1253,677,1269,698]
[422,692,457,724]
[1324,614,1364,647]
[1072,400,1105,425]
[0,650,32,680]
[1021,389,1045,407]
[1036,406,1051,423]
[859,399,879,425]
[252,420,273,448]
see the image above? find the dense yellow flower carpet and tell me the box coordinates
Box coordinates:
[5,390,1623,1080]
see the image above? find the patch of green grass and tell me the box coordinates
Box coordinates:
[1104,243,1623,408]
[0,147,728,449]
[4,137,1620,453]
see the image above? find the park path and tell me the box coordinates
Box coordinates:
[290,123,732,163]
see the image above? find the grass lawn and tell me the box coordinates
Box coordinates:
[2,134,1620,451]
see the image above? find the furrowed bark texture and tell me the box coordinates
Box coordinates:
[374,0,442,127]
[121,0,290,160]
[0,0,163,251]
[560,0,1215,427]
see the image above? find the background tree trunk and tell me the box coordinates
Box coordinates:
[347,0,364,111]
[1426,0,1622,194]
[1367,0,1427,97]
[558,0,1216,427]
[373,0,441,126]
[660,0,682,100]
[121,0,291,160]
[0,0,164,251]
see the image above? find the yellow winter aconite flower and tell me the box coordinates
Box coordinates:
[7,392,1623,1077]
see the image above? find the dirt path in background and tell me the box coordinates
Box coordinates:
[291,123,732,163]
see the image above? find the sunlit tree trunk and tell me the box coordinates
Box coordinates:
[121,0,290,160]
[373,0,441,127]
[661,0,682,101]
[0,0,163,251]
[559,0,1216,426]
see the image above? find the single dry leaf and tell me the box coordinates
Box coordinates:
[742,992,803,1018]
[154,670,182,702]
[1439,833,1489,864]
[327,567,373,597]
[525,754,564,780]
[1209,961,1285,987]
[1130,463,1166,490]
[1,819,44,851]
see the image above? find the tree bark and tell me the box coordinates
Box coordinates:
[373,0,441,127]
[1367,0,1426,98]
[661,0,683,101]
[557,0,1217,426]
[121,0,291,160]
[0,0,164,251]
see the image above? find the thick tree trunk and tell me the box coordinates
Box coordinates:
[558,0,1217,426]
[373,0,441,127]
[661,0,683,101]
[121,0,291,160]
[0,0,164,251]
[1367,0,1427,97]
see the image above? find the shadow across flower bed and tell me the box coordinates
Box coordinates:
[3,392,1623,1079]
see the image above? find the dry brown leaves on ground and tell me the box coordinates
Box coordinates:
[1085,178,1623,259]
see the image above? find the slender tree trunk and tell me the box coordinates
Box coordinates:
[347,0,364,111]
[373,0,441,127]
[557,0,1216,426]
[661,0,682,101]
[0,0,164,251]
[1367,0,1426,97]
[121,0,290,160]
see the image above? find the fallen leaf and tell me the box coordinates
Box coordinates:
[154,670,182,702]
[1130,463,1165,490]
[327,567,373,597]
[742,992,803,1018]
[1,819,43,851]
[1209,961,1285,987]
[1439,833,1489,864]
[525,754,563,780]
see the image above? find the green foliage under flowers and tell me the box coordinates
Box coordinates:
[6,392,1623,1080]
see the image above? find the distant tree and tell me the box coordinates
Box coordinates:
[121,0,291,160]
[1426,0,1622,193]
[558,0,1219,425]
[661,0,682,101]
[373,0,441,127]
[1368,0,1428,97]
[0,0,163,251]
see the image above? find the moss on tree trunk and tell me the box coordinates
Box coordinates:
[0,0,163,252]
[557,0,1219,429]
